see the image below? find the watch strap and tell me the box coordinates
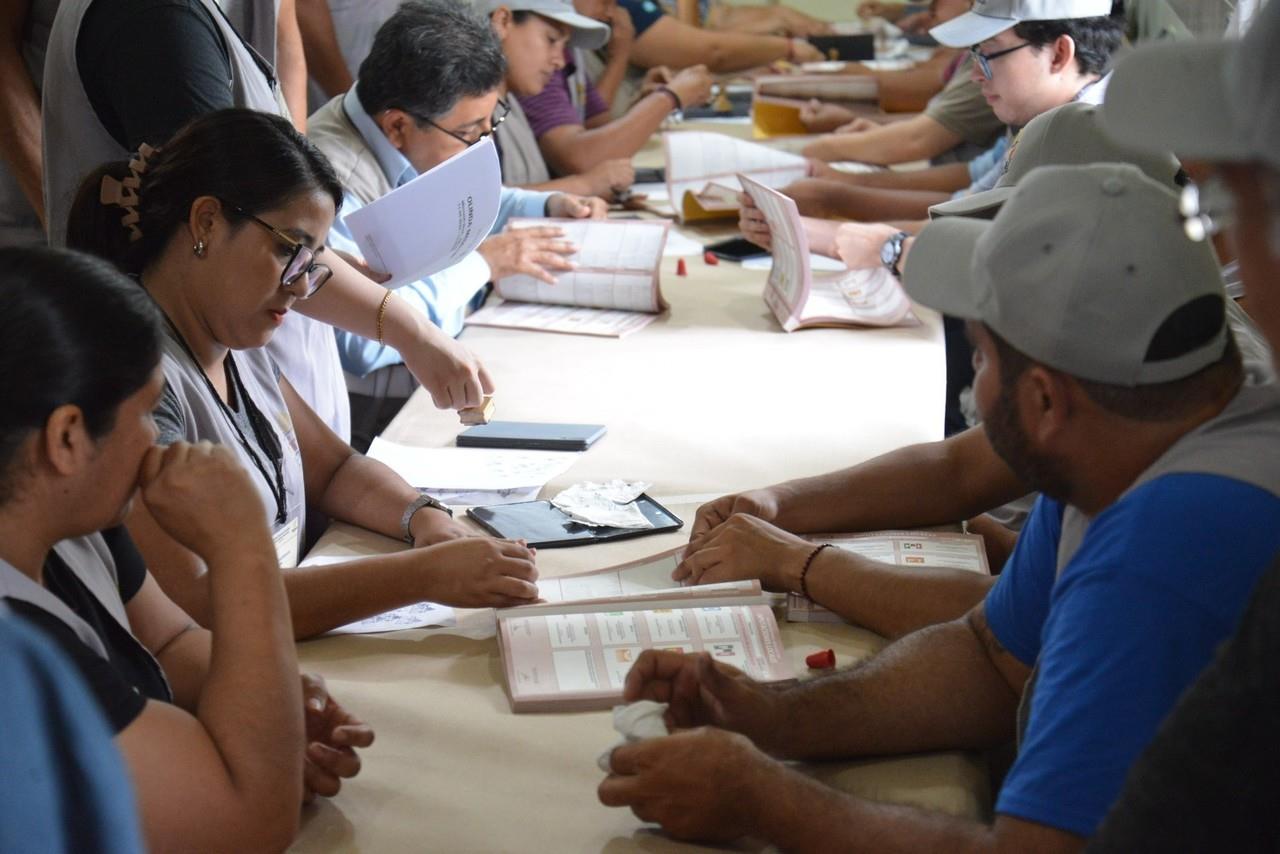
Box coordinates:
[400,492,453,544]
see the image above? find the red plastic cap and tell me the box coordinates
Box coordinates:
[703,250,719,265]
[676,258,688,276]
[805,648,836,669]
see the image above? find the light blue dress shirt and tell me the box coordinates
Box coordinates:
[328,88,552,377]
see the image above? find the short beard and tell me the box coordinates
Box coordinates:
[983,382,1076,505]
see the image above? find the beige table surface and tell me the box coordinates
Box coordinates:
[290,124,986,852]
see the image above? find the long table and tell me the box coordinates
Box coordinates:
[289,123,982,853]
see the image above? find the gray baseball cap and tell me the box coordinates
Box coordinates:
[930,102,1183,219]
[930,0,1112,47]
[473,0,611,50]
[1100,0,1280,171]
[906,163,1228,386]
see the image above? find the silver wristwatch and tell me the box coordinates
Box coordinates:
[400,491,453,544]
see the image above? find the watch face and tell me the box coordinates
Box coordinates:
[880,236,897,266]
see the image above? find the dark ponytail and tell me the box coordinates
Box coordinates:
[66,108,343,276]
[0,247,163,503]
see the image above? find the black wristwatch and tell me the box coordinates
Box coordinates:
[880,230,911,278]
[400,490,453,544]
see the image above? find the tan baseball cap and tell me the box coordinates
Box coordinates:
[906,163,1228,386]
[930,0,1113,47]
[1100,0,1280,171]
[929,102,1183,219]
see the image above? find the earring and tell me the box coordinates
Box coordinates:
[193,239,206,257]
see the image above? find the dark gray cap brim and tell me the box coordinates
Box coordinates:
[1102,41,1246,163]
[901,217,992,320]
[928,186,1013,220]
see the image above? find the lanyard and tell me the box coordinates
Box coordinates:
[161,317,289,525]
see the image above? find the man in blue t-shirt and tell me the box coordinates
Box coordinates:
[595,162,1280,851]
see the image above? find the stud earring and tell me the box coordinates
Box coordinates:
[193,239,206,257]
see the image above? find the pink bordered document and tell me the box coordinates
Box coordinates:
[739,174,919,333]
[466,218,669,338]
[786,531,990,623]
[498,547,791,712]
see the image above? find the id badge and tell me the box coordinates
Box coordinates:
[272,517,300,569]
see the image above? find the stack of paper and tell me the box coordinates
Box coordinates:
[467,218,670,338]
[663,132,810,223]
[366,438,579,501]
[342,137,502,288]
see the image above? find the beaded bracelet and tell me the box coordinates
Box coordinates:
[799,543,832,600]
[656,85,683,112]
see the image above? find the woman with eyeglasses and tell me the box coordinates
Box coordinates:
[0,245,371,850]
[67,108,540,640]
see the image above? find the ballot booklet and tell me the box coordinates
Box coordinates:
[787,531,991,623]
[465,218,669,338]
[498,547,792,712]
[663,131,810,223]
[739,174,916,331]
[342,136,502,289]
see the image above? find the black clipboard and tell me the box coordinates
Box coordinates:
[807,34,876,61]
[466,494,683,548]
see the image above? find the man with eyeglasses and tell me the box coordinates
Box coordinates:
[310,0,608,450]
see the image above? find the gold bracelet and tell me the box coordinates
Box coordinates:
[376,289,394,345]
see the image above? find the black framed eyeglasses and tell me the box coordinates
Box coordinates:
[232,206,333,299]
[417,99,511,147]
[1179,176,1235,243]
[970,42,1033,80]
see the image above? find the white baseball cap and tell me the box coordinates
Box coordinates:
[930,0,1113,47]
[474,0,611,50]
[906,163,1228,386]
[1100,0,1280,171]
[929,102,1183,219]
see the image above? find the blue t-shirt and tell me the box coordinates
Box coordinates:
[617,0,667,36]
[0,612,143,854]
[985,475,1280,837]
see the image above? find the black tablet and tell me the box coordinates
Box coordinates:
[704,236,769,263]
[457,421,606,451]
[466,494,683,548]
[633,166,665,184]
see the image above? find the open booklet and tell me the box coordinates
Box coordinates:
[465,218,669,338]
[787,531,990,623]
[664,132,810,223]
[341,136,502,289]
[739,174,916,331]
[498,547,792,712]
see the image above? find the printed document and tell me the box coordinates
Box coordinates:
[342,137,502,288]
[663,132,809,222]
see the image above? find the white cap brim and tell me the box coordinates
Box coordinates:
[929,11,1017,47]
[901,217,992,319]
[540,10,611,49]
[1102,41,1247,164]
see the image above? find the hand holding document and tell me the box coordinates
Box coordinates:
[466,218,670,338]
[664,132,810,223]
[342,136,502,288]
[739,174,916,332]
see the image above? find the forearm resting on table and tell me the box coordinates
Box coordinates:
[804,115,962,166]
[772,609,1022,761]
[805,547,995,638]
[765,428,1025,534]
[540,96,673,174]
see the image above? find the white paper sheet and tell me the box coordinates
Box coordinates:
[551,480,653,528]
[496,219,668,312]
[663,132,809,222]
[661,230,705,258]
[342,137,502,288]
[422,486,541,506]
[366,438,580,490]
[465,300,661,338]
